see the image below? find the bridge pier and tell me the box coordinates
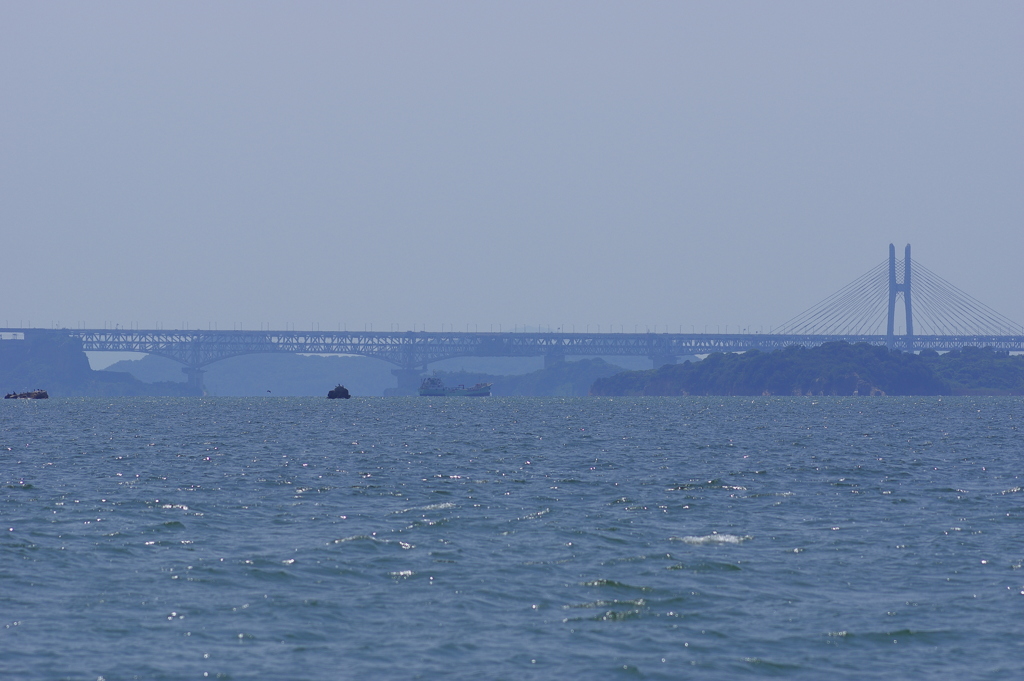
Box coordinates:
[887,243,914,350]
[544,351,565,369]
[181,366,206,395]
[391,368,425,396]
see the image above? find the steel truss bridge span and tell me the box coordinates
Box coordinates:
[66,328,1024,368]
[56,328,1024,389]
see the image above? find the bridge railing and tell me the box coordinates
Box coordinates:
[5,328,1015,370]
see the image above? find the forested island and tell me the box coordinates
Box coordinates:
[590,343,1024,397]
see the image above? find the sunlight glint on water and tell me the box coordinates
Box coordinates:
[2,396,1022,680]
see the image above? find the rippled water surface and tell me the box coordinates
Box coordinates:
[2,396,1023,679]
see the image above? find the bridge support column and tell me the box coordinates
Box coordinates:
[181,366,206,395]
[651,354,677,369]
[391,368,425,396]
[887,243,914,350]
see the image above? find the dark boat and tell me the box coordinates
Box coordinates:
[5,389,48,399]
[327,384,351,399]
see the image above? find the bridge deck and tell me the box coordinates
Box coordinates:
[4,329,1021,370]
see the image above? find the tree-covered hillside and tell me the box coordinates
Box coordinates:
[591,343,1024,397]
[919,347,1024,395]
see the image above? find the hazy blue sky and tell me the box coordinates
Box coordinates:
[2,2,1021,333]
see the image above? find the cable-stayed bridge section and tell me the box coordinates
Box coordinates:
[773,244,1022,344]
[2,245,1021,392]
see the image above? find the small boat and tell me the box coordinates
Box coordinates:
[5,389,48,399]
[327,384,351,399]
[418,377,491,396]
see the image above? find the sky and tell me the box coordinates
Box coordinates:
[2,1,1021,335]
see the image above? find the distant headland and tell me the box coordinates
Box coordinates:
[590,343,1024,397]
[0,330,198,397]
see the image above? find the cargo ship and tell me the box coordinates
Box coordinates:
[418,377,492,396]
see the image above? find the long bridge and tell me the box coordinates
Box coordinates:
[3,245,1022,392]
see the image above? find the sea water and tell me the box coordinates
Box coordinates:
[1,396,1022,680]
